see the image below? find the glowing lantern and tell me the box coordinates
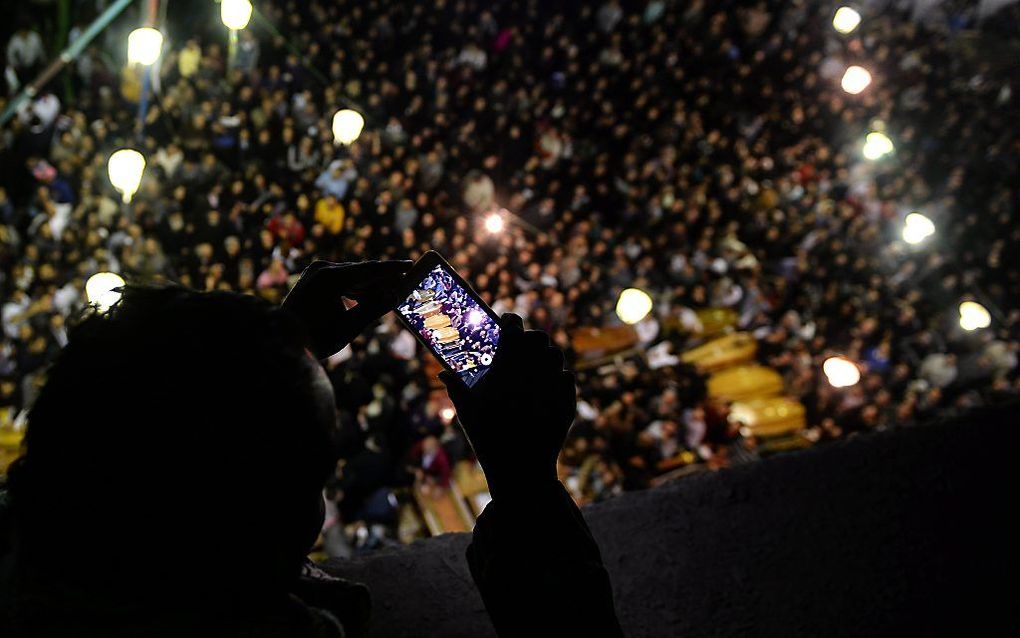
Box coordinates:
[823,356,861,388]
[841,65,872,94]
[959,301,991,331]
[127,27,164,66]
[902,212,935,245]
[220,0,254,30]
[833,7,861,34]
[616,288,653,325]
[862,131,893,160]
[332,109,365,145]
[85,272,126,312]
[107,149,146,203]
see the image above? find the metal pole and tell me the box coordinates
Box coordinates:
[136,0,161,137]
[0,0,137,126]
[228,28,239,74]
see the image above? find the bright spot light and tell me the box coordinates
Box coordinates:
[902,212,935,245]
[440,407,456,422]
[85,272,126,312]
[616,288,653,325]
[833,7,861,34]
[841,65,872,94]
[959,301,991,331]
[466,309,485,326]
[220,0,253,30]
[332,109,365,145]
[862,131,894,160]
[484,213,505,234]
[107,149,146,203]
[823,356,861,388]
[127,27,163,66]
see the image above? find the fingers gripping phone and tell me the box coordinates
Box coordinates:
[393,251,501,388]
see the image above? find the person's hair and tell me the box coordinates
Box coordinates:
[7,285,336,597]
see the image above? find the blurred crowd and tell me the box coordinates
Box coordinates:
[1,0,1019,549]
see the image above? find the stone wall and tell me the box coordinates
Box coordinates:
[324,405,1019,637]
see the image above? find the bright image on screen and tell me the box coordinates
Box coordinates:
[397,265,501,387]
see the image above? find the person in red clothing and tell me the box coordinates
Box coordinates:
[267,211,306,246]
[410,435,452,489]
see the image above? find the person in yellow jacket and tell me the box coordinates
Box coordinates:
[178,39,202,79]
[315,194,346,236]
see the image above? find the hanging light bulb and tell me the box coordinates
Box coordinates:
[833,7,862,34]
[616,288,653,325]
[107,149,146,203]
[127,27,164,66]
[959,301,991,331]
[841,65,872,94]
[862,131,894,160]
[823,356,861,388]
[332,109,365,145]
[85,272,126,312]
[902,212,935,245]
[221,0,254,30]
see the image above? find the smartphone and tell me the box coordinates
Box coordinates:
[393,251,501,388]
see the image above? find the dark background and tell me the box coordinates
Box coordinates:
[326,404,1019,637]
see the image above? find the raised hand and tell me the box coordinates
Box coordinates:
[440,313,576,499]
[283,260,412,359]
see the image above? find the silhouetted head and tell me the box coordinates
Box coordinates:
[7,286,336,604]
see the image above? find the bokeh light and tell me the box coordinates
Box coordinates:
[959,301,991,331]
[862,131,894,160]
[107,149,146,203]
[823,356,861,388]
[85,272,126,312]
[332,109,365,145]
[616,288,653,325]
[127,27,164,66]
[483,212,505,234]
[841,66,872,94]
[833,7,861,34]
[220,0,254,30]
[902,212,935,245]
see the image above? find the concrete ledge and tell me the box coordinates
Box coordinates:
[324,405,1020,637]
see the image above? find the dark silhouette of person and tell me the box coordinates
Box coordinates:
[0,260,623,637]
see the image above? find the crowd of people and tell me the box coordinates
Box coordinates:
[1,0,1018,550]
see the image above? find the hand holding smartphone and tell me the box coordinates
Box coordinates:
[393,251,502,387]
